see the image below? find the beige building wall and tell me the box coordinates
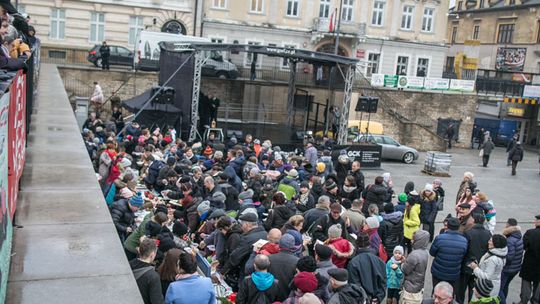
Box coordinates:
[18,0,195,49]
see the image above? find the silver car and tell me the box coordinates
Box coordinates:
[355,134,419,164]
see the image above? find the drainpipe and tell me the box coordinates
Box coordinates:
[193,0,198,36]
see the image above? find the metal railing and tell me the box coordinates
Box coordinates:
[475,78,525,97]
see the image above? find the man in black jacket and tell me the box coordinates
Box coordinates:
[328,268,368,304]
[517,214,540,304]
[129,238,163,304]
[509,142,524,176]
[457,213,491,304]
[350,161,365,192]
[221,212,267,291]
[362,176,389,215]
[268,234,300,301]
[347,232,386,303]
[110,193,144,242]
[99,41,110,70]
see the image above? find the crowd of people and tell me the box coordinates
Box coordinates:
[0,1,38,71]
[81,114,540,304]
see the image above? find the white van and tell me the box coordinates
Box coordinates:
[134,30,239,79]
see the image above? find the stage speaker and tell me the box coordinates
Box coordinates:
[294,131,306,141]
[151,86,176,104]
[355,96,379,113]
[227,130,243,139]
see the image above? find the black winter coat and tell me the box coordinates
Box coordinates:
[110,199,136,239]
[222,226,267,278]
[219,224,243,267]
[302,207,329,232]
[347,248,387,302]
[463,224,491,274]
[362,184,388,213]
[268,251,300,301]
[509,146,524,162]
[129,259,164,304]
[312,214,347,242]
[351,169,365,192]
[236,275,280,304]
[264,204,295,230]
[419,193,438,224]
[381,212,404,257]
[520,226,540,281]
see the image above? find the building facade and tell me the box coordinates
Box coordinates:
[18,0,197,53]
[446,0,540,146]
[202,0,449,78]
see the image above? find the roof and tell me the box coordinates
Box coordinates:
[159,42,359,66]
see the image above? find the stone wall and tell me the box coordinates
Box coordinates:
[58,66,477,151]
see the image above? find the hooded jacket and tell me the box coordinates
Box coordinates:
[403,204,421,240]
[381,211,404,256]
[473,247,508,297]
[362,184,389,212]
[401,230,430,293]
[236,272,280,304]
[278,176,300,200]
[430,230,468,282]
[503,225,524,275]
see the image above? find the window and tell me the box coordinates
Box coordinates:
[342,0,354,22]
[417,58,429,76]
[372,1,385,26]
[286,0,299,17]
[319,0,330,18]
[479,0,485,8]
[396,56,409,75]
[211,37,224,43]
[48,50,66,59]
[457,1,463,10]
[473,25,480,40]
[282,44,296,68]
[90,12,105,43]
[250,0,264,13]
[50,8,66,40]
[497,24,514,43]
[245,40,262,67]
[451,26,458,43]
[422,8,434,32]
[367,53,380,76]
[401,5,414,30]
[128,16,144,46]
[212,0,227,9]
[509,0,515,5]
[445,57,455,73]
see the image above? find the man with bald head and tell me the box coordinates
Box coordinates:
[245,228,282,275]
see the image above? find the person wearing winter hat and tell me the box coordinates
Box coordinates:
[311,202,347,246]
[468,234,508,298]
[268,233,300,301]
[324,179,339,203]
[470,279,498,304]
[395,192,408,213]
[420,183,438,242]
[236,254,280,304]
[314,244,337,280]
[328,267,368,304]
[110,191,144,242]
[347,232,386,302]
[277,168,300,200]
[211,191,227,209]
[386,245,405,304]
[296,181,316,213]
[364,216,383,258]
[326,224,355,268]
[283,272,320,303]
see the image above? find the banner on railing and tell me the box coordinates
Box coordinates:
[523,85,540,98]
[370,73,475,92]
[0,91,12,302]
[8,70,26,219]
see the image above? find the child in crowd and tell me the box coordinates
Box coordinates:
[386,245,405,304]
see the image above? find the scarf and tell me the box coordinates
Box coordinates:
[343,185,357,193]
[299,192,310,206]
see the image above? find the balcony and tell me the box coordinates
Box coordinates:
[475,78,525,96]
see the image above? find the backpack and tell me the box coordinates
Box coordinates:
[144,160,165,186]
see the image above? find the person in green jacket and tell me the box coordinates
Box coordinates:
[470,278,500,304]
[124,207,168,260]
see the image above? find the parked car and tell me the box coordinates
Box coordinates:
[354,134,419,164]
[87,45,134,68]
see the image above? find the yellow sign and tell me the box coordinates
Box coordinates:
[508,107,525,117]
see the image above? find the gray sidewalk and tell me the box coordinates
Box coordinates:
[7,64,143,303]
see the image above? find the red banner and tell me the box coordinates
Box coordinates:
[7,70,26,219]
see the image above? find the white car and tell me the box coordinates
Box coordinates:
[355,134,419,164]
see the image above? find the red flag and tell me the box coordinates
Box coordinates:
[329,9,335,32]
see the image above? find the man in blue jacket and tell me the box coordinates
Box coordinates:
[430,217,468,289]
